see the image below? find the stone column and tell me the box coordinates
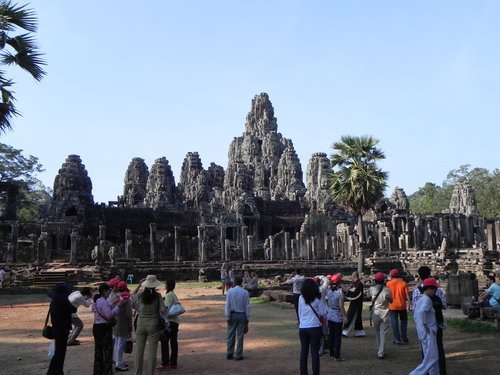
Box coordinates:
[242,226,248,261]
[291,239,297,260]
[29,234,37,263]
[149,223,156,262]
[99,239,106,266]
[69,230,79,265]
[311,236,316,260]
[125,229,132,258]
[225,239,231,261]
[296,232,302,259]
[306,238,311,260]
[247,235,253,261]
[99,225,106,241]
[284,232,290,260]
[174,226,180,262]
[220,226,225,261]
[495,220,500,251]
[198,226,206,262]
[10,223,18,263]
[486,223,495,251]
[6,243,13,263]
[268,235,274,261]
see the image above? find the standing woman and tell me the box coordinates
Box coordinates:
[132,275,166,375]
[298,278,327,375]
[47,283,76,375]
[326,275,347,361]
[158,280,181,369]
[93,282,120,375]
[220,262,227,296]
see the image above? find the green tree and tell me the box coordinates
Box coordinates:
[329,135,388,274]
[0,142,49,220]
[0,0,45,133]
[408,165,500,218]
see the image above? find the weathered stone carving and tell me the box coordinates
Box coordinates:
[178,152,210,208]
[449,181,477,215]
[145,157,177,209]
[274,146,306,201]
[304,153,333,212]
[389,187,409,212]
[51,154,93,219]
[123,157,149,207]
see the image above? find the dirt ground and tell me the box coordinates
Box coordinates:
[1,284,500,375]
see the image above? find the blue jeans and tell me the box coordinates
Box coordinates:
[389,309,408,342]
[299,326,323,375]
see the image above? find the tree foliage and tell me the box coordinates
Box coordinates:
[0,142,50,220]
[408,165,500,218]
[0,0,45,133]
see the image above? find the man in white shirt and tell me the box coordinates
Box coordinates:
[284,269,306,322]
[67,287,93,345]
[225,275,251,361]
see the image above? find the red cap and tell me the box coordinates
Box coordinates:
[330,275,342,285]
[423,278,439,288]
[374,272,385,282]
[389,269,400,277]
[120,291,131,300]
[326,274,332,279]
[311,276,319,283]
[108,278,117,287]
[117,281,128,291]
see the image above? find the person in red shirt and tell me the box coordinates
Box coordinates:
[386,269,410,344]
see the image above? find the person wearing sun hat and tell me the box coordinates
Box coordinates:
[368,272,393,360]
[409,277,440,375]
[132,275,166,375]
[386,268,410,345]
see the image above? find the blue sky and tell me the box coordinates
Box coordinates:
[3,1,499,203]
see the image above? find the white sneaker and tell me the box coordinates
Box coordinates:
[354,329,366,337]
[342,330,350,337]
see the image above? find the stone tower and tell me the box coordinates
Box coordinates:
[449,181,477,215]
[123,157,149,207]
[305,152,333,212]
[224,93,303,209]
[51,154,93,219]
[178,152,210,208]
[145,157,177,209]
[390,187,409,212]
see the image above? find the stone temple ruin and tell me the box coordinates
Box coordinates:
[0,93,499,281]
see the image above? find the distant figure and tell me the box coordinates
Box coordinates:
[326,274,347,361]
[0,266,5,288]
[369,272,392,360]
[220,263,228,296]
[132,275,166,374]
[283,269,306,322]
[113,281,133,372]
[67,287,93,346]
[343,271,366,337]
[158,279,181,370]
[47,283,76,375]
[225,265,234,292]
[92,282,121,375]
[409,278,440,375]
[225,275,251,361]
[298,278,327,375]
[411,266,447,375]
[386,269,410,344]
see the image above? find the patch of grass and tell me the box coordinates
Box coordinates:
[250,296,269,304]
[446,318,500,335]
[177,281,220,289]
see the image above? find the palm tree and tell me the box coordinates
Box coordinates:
[0,0,45,133]
[329,135,388,274]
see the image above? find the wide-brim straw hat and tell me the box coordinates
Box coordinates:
[142,274,162,288]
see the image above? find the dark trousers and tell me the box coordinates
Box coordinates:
[47,329,70,375]
[160,321,179,366]
[437,327,446,375]
[299,326,323,375]
[93,323,114,375]
[327,320,343,359]
[389,309,408,342]
[293,293,300,322]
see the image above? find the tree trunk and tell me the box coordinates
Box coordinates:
[357,214,364,275]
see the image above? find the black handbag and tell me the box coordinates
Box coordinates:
[42,308,54,339]
[124,339,133,354]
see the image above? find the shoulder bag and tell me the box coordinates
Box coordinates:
[167,302,186,318]
[309,303,326,327]
[42,307,54,339]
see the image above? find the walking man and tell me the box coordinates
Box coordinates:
[67,287,93,346]
[225,275,251,361]
[386,269,410,344]
[369,272,392,359]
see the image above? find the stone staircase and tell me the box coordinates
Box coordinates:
[33,270,75,288]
